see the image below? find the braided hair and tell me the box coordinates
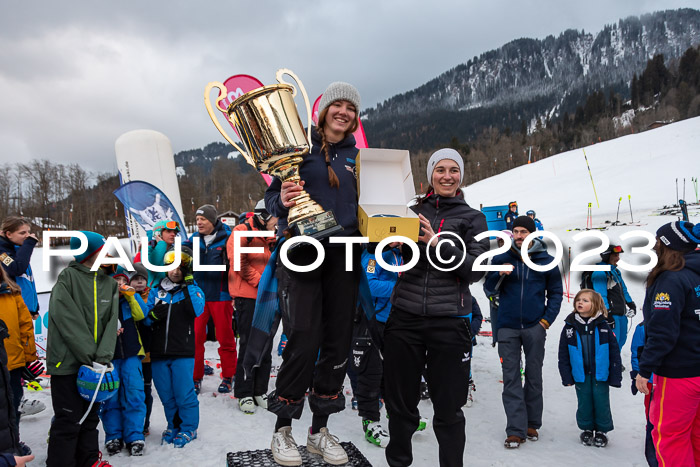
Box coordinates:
[316,106,359,189]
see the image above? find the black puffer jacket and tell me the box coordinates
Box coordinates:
[391,192,489,317]
[0,320,19,457]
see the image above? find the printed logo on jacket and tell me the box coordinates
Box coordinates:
[653,292,672,309]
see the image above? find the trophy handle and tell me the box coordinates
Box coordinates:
[276,68,312,143]
[203,81,253,166]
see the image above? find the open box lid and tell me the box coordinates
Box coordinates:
[357,148,417,217]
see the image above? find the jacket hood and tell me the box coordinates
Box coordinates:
[68,260,107,275]
[684,250,700,275]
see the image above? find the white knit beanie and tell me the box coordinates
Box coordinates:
[427,148,464,184]
[318,82,361,114]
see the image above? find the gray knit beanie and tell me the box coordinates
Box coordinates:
[318,82,361,115]
[195,204,218,225]
[427,148,464,185]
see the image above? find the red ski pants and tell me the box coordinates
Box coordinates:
[650,375,700,467]
[193,301,237,380]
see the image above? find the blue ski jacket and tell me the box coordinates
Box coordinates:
[361,247,402,323]
[591,262,633,316]
[483,239,563,330]
[558,311,622,387]
[113,293,147,360]
[0,235,39,314]
[185,220,231,302]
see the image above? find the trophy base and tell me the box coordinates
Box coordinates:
[288,210,344,240]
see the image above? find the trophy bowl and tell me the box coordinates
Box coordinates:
[204,69,342,238]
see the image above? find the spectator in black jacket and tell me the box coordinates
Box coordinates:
[384,148,489,467]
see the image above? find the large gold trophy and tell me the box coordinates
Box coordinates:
[204,69,342,238]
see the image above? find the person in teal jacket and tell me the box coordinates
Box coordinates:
[146,220,181,288]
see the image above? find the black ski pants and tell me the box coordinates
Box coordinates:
[269,246,360,419]
[352,319,385,422]
[234,296,273,398]
[384,308,472,467]
[47,373,101,467]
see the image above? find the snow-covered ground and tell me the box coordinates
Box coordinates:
[20,117,700,466]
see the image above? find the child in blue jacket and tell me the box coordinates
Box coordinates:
[100,266,147,457]
[146,247,205,448]
[558,289,621,448]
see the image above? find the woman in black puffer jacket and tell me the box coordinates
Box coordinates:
[384,148,489,467]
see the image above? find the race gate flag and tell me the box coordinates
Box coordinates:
[312,94,368,149]
[113,180,188,242]
[215,74,272,186]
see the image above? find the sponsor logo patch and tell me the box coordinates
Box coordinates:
[0,253,13,266]
[366,259,376,274]
[566,328,574,338]
[695,285,700,298]
[653,292,672,309]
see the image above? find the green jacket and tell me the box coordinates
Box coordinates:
[47,261,119,375]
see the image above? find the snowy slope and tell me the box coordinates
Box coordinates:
[20,118,700,466]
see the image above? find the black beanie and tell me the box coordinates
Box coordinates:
[512,216,536,233]
[656,221,700,252]
[195,204,218,225]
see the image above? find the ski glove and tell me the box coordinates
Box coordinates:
[148,307,169,322]
[22,360,45,381]
[630,370,639,395]
[625,301,637,318]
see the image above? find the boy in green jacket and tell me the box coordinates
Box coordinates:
[46,231,119,467]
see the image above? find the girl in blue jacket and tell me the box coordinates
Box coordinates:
[558,289,621,448]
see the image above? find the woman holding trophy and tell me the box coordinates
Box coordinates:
[264,81,362,466]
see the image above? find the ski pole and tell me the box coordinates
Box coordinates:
[676,178,679,206]
[683,178,686,202]
[567,247,572,302]
[628,195,633,223]
[587,203,592,229]
[582,149,600,208]
[615,197,622,224]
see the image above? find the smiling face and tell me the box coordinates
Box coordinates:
[431,159,461,197]
[323,100,357,142]
[196,216,214,235]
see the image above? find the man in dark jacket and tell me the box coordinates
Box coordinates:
[483,216,563,449]
[184,205,236,394]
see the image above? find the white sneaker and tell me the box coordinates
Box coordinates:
[239,397,255,414]
[19,398,46,417]
[306,427,348,465]
[271,427,302,466]
[254,394,268,409]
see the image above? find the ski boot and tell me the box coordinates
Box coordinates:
[218,377,233,393]
[173,430,197,448]
[351,397,358,410]
[127,440,145,456]
[204,362,215,376]
[239,397,255,414]
[104,439,123,456]
[580,430,594,446]
[193,379,202,395]
[593,431,608,447]
[161,428,178,445]
[254,393,268,409]
[363,419,389,448]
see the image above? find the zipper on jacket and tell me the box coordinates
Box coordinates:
[93,272,98,343]
[423,199,441,315]
[164,300,174,354]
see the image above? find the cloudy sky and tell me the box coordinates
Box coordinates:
[0,1,695,173]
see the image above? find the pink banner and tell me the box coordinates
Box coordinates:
[215,74,272,186]
[312,95,368,149]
